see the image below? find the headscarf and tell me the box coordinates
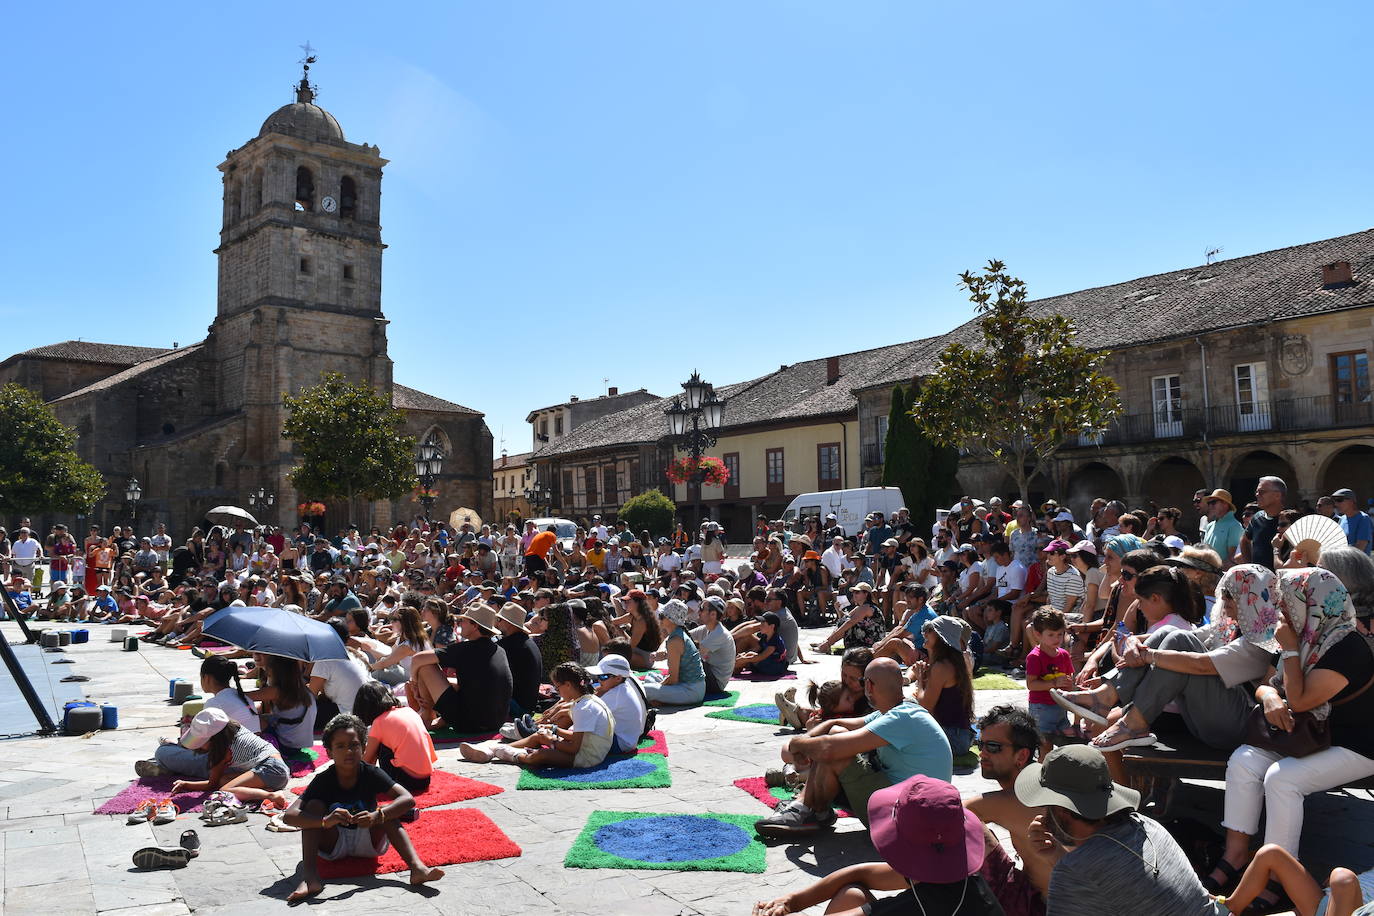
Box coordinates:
[1274,567,1357,719]
[1104,534,1145,558]
[1204,564,1280,651]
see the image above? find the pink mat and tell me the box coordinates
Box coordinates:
[637,730,668,756]
[95,778,214,815]
[732,670,797,682]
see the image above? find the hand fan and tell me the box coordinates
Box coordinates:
[1284,514,1347,562]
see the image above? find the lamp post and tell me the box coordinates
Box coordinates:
[247,487,275,522]
[414,435,445,523]
[664,370,726,534]
[524,481,551,517]
[124,477,143,530]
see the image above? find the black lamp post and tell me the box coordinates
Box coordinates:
[664,370,726,533]
[524,480,551,516]
[124,477,142,530]
[414,435,445,522]
[247,487,275,522]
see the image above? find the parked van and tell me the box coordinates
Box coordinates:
[779,487,907,537]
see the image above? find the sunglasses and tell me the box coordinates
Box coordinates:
[974,738,1011,754]
[1119,570,1137,581]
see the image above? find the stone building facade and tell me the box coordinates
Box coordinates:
[3,72,492,536]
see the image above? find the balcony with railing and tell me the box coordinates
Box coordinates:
[861,442,884,467]
[1072,395,1374,448]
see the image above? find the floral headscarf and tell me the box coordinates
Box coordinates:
[1104,534,1145,558]
[1275,567,1357,719]
[1205,564,1280,651]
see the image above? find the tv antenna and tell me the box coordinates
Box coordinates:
[1205,246,1224,265]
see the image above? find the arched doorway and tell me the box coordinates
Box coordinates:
[1143,456,1207,531]
[1065,462,1126,523]
[1320,445,1374,509]
[1229,450,1298,509]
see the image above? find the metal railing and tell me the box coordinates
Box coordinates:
[861,442,884,467]
[1071,395,1374,448]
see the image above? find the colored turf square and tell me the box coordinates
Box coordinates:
[564,810,766,873]
[315,807,521,878]
[702,689,740,707]
[731,777,854,819]
[635,729,669,755]
[516,752,671,790]
[704,702,782,726]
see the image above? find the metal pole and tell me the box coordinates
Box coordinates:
[691,415,703,533]
[0,587,58,734]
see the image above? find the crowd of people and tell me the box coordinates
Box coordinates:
[4,478,1373,913]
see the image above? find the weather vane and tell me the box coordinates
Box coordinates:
[295,42,319,102]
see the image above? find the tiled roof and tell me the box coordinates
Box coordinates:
[9,340,171,366]
[52,344,204,401]
[859,227,1374,389]
[525,388,659,422]
[392,383,481,415]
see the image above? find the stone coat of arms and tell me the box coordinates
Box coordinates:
[1279,334,1312,376]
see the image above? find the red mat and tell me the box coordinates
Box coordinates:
[315,807,521,878]
[637,730,668,756]
[732,776,853,818]
[292,768,502,809]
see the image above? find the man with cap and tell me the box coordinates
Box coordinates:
[8,527,41,587]
[315,577,361,620]
[1332,487,1373,554]
[1014,744,1218,915]
[821,512,845,543]
[757,658,951,838]
[1201,489,1243,569]
[582,654,649,754]
[4,574,35,620]
[408,604,513,733]
[693,595,738,694]
[493,603,543,716]
[754,774,1002,916]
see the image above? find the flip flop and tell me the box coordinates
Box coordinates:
[1089,722,1157,751]
[132,846,194,870]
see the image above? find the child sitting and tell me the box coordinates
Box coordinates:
[247,655,317,755]
[283,713,444,902]
[873,584,937,665]
[1025,608,1076,742]
[353,682,438,794]
[458,662,616,768]
[734,612,790,676]
[982,599,1012,658]
[147,708,291,808]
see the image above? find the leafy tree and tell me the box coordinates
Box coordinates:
[619,488,676,539]
[281,373,417,524]
[910,261,1121,506]
[882,383,960,530]
[0,383,106,514]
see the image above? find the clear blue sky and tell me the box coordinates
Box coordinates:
[3,2,1371,456]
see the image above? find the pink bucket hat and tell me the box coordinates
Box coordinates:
[867,775,985,883]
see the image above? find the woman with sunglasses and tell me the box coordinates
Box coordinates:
[1076,548,1157,685]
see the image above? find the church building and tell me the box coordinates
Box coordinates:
[0,65,492,535]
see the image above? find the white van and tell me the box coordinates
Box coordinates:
[779,487,907,537]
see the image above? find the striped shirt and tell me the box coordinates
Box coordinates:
[1045,565,1085,613]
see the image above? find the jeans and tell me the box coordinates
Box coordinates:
[154,743,209,778]
[1222,743,1374,852]
[641,672,705,706]
[1104,626,1255,749]
[944,726,974,757]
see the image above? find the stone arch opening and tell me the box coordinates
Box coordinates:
[295,165,315,211]
[1228,450,1298,509]
[251,166,264,212]
[340,175,357,219]
[1319,444,1374,509]
[1142,456,1207,531]
[1065,461,1126,524]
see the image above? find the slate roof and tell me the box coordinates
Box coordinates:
[525,388,659,422]
[857,226,1374,390]
[51,344,204,401]
[7,340,171,367]
[392,383,481,415]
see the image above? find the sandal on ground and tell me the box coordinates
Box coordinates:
[179,829,200,857]
[132,846,194,870]
[1201,856,1243,894]
[202,805,248,826]
[1089,720,1157,751]
[264,814,300,833]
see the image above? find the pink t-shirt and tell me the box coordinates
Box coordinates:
[369,706,438,778]
[1026,645,1074,706]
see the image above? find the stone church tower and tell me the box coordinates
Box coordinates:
[1,64,492,535]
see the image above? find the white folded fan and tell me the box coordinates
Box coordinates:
[1284,514,1347,562]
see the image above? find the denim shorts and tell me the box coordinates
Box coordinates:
[1030,702,1068,735]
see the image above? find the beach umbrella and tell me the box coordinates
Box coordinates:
[205,505,259,528]
[203,605,347,662]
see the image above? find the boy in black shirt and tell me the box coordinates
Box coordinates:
[284,714,444,902]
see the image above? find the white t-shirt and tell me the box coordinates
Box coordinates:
[11,539,39,561]
[690,622,736,689]
[206,687,261,733]
[310,657,370,714]
[657,552,682,573]
[996,560,1028,598]
[592,525,609,541]
[821,546,847,580]
[599,680,647,752]
[570,693,615,741]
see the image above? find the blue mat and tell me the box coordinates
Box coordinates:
[0,631,86,735]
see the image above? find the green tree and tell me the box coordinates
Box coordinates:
[910,261,1121,505]
[281,373,417,524]
[882,383,960,530]
[619,488,676,539]
[0,383,106,514]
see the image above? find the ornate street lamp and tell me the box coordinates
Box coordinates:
[125,477,143,528]
[663,371,727,533]
[248,487,275,511]
[414,435,445,522]
[524,480,551,516]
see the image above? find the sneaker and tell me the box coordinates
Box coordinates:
[764,764,797,788]
[515,717,538,738]
[774,692,803,730]
[499,722,522,742]
[135,759,169,779]
[458,741,494,763]
[1051,689,1111,727]
[756,800,832,838]
[152,799,179,825]
[131,846,194,870]
[127,799,157,825]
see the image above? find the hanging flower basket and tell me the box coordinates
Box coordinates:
[298,501,327,517]
[415,487,438,500]
[665,456,730,487]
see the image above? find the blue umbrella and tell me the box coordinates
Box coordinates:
[202,606,347,662]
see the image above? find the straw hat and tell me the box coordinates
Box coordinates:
[495,602,528,633]
[457,603,500,636]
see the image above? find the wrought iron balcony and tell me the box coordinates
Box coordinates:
[1069,395,1371,449]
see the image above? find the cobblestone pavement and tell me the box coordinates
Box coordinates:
[1,618,1369,915]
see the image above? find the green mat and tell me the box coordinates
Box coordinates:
[953,748,980,769]
[973,671,1021,690]
[704,703,782,726]
[564,810,766,873]
[702,690,740,707]
[516,752,671,790]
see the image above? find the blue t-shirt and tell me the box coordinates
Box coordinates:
[863,701,953,783]
[1340,512,1373,554]
[902,606,938,636]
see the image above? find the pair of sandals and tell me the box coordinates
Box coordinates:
[131,829,199,870]
[200,794,248,826]
[1203,858,1292,916]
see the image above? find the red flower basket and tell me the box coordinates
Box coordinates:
[664,457,730,487]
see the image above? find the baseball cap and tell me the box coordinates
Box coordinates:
[586,655,634,679]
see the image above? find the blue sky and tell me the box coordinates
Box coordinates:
[4,2,1372,456]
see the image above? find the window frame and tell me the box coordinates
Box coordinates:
[817,441,841,490]
[766,447,785,499]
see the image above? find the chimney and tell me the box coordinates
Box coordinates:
[570,396,579,403]
[1322,261,1354,287]
[826,356,840,385]
[608,386,618,396]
